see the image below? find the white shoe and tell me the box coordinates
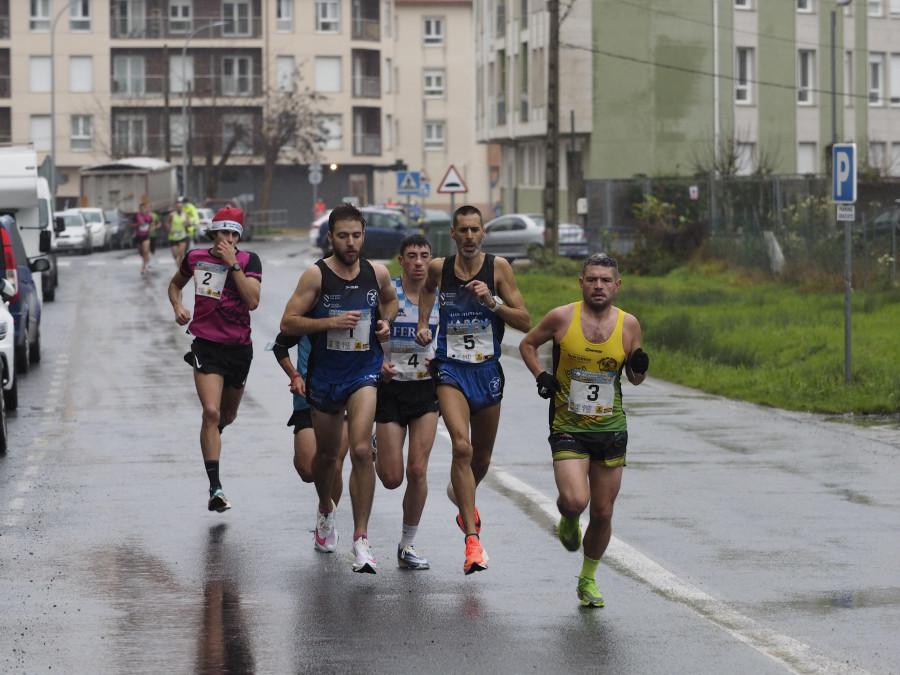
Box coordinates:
[348,536,376,573]
[314,507,338,553]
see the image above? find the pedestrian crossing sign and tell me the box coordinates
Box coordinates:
[397,171,421,195]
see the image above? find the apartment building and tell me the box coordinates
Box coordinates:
[0,0,492,218]
[477,0,900,219]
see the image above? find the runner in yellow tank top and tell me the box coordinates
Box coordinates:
[520,253,649,608]
[166,198,190,268]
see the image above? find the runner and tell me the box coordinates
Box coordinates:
[279,202,398,573]
[374,233,440,570]
[131,202,157,275]
[415,205,532,574]
[518,253,648,607]
[167,207,261,513]
[166,197,190,267]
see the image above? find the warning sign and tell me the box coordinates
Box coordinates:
[397,171,421,195]
[437,165,468,194]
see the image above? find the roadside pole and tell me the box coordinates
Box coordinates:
[832,144,856,384]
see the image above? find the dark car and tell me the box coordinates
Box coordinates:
[0,215,50,375]
[103,208,131,249]
[317,207,415,259]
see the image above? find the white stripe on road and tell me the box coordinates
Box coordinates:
[489,467,869,675]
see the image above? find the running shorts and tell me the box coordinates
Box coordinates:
[549,430,628,468]
[375,378,439,426]
[430,358,503,412]
[183,338,252,389]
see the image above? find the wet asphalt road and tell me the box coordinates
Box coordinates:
[1,235,898,674]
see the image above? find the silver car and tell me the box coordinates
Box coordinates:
[52,210,93,255]
[482,213,589,260]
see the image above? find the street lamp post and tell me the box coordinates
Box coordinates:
[181,22,226,197]
[50,0,77,200]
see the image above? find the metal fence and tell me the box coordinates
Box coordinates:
[583,175,900,285]
[248,209,289,233]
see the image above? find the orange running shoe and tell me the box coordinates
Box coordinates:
[463,536,489,575]
[456,506,482,535]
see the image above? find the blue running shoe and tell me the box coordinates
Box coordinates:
[397,544,430,570]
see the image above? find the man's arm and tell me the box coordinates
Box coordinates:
[373,263,399,342]
[492,256,532,333]
[622,313,647,386]
[519,305,570,378]
[168,270,192,325]
[415,258,442,346]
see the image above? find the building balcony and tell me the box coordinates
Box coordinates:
[109,12,262,40]
[352,75,381,99]
[0,74,8,99]
[110,74,263,100]
[0,16,9,39]
[351,17,380,41]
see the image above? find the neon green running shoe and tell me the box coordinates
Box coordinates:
[557,516,582,552]
[576,576,604,608]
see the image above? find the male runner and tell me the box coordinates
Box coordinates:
[280,203,398,573]
[167,207,261,513]
[415,205,531,574]
[375,233,440,570]
[518,253,648,607]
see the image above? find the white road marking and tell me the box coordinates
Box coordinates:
[490,467,869,675]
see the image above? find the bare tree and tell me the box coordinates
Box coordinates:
[256,74,325,212]
[691,126,780,177]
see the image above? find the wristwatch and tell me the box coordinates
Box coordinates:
[231,262,242,272]
[489,295,504,311]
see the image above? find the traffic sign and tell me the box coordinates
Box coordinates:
[397,171,421,195]
[836,204,855,221]
[833,143,857,204]
[419,180,430,198]
[308,170,322,185]
[437,165,468,194]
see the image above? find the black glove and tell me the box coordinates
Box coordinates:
[630,348,649,374]
[536,372,561,399]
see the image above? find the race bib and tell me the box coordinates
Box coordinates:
[391,339,435,380]
[327,309,372,351]
[446,319,494,363]
[568,369,615,416]
[193,261,228,300]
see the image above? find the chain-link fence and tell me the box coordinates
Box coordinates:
[582,176,900,286]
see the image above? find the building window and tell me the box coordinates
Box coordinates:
[735,0,751,9]
[223,114,253,155]
[222,57,252,96]
[424,69,445,97]
[891,143,900,176]
[869,0,883,16]
[315,56,342,93]
[891,54,900,104]
[70,0,91,31]
[869,141,887,171]
[70,115,93,151]
[797,50,815,104]
[69,56,93,93]
[30,0,50,31]
[869,53,885,105]
[169,54,193,94]
[316,1,340,33]
[169,113,186,152]
[891,0,900,17]
[29,56,51,93]
[30,115,51,151]
[735,47,753,103]
[735,142,756,175]
[796,0,813,12]
[115,114,146,155]
[385,58,392,93]
[797,142,817,174]
[169,0,192,33]
[424,121,445,150]
[277,0,294,32]
[277,56,295,91]
[317,114,343,150]
[113,0,147,37]
[113,55,145,96]
[424,17,444,45]
[223,1,251,37]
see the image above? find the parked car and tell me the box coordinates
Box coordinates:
[316,207,415,259]
[309,210,332,248]
[0,215,49,376]
[52,210,93,255]
[482,213,589,260]
[0,277,19,424]
[103,208,131,249]
[79,208,111,250]
[195,208,215,237]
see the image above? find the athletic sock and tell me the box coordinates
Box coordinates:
[580,554,600,580]
[205,460,221,491]
[399,524,418,550]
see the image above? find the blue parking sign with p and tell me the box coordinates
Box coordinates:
[832,143,856,204]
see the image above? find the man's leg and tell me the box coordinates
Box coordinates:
[437,385,477,534]
[311,409,346,514]
[583,463,623,561]
[553,456,591,551]
[401,411,438,527]
[194,370,226,463]
[345,386,378,538]
[297,422,347,506]
[374,420,408,490]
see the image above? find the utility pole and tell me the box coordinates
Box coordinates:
[544,0,560,256]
